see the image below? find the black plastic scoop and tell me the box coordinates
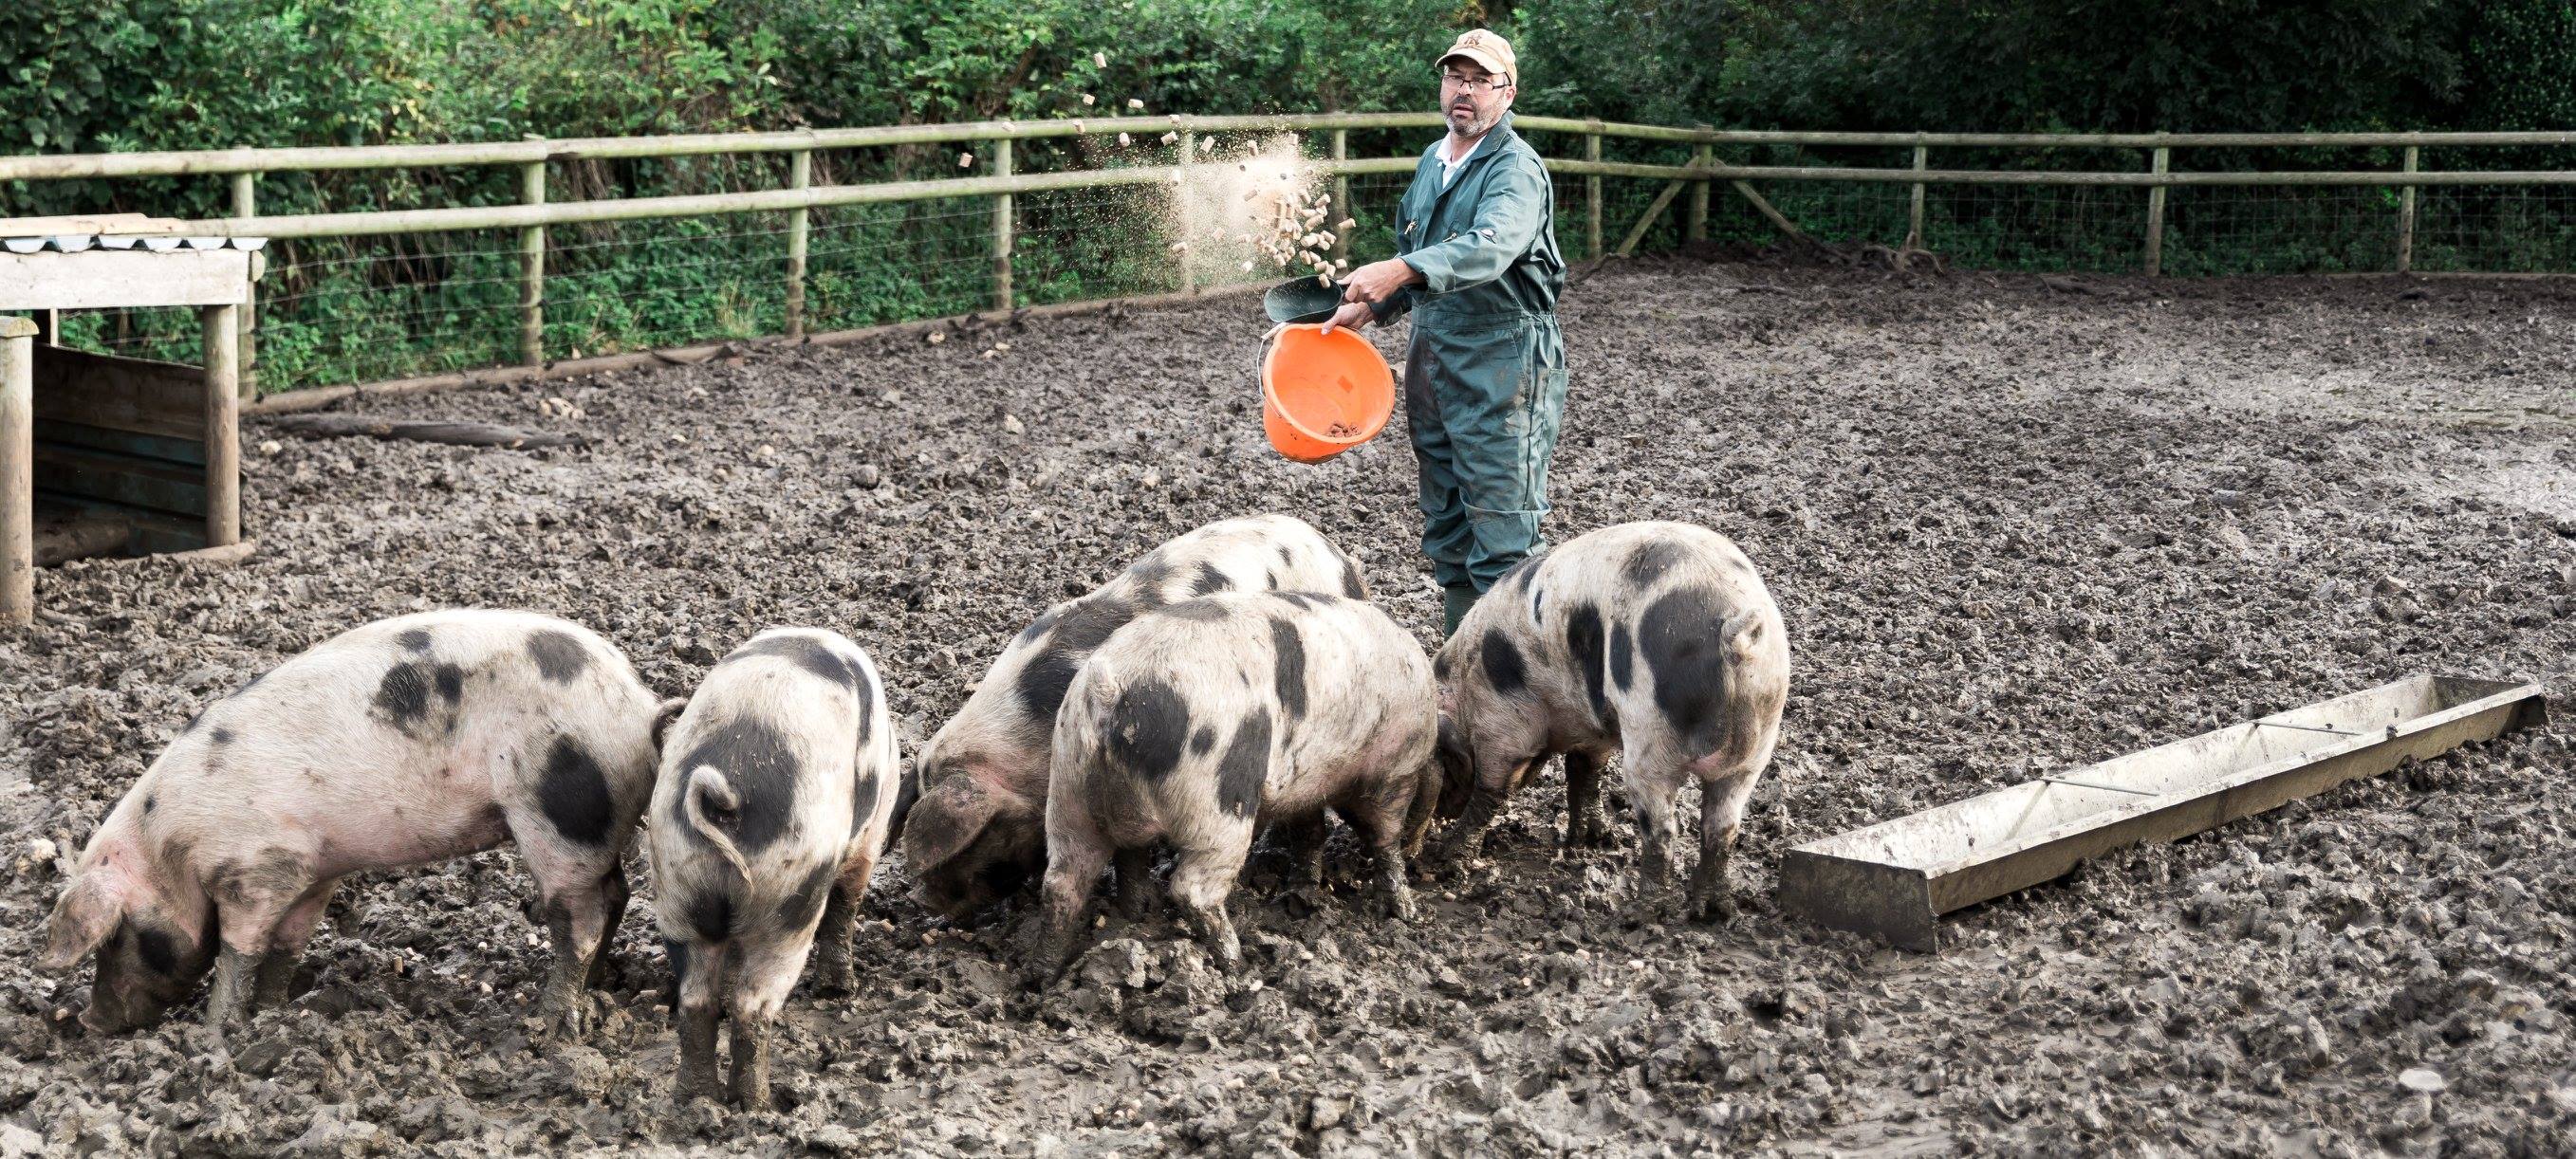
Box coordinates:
[1263,274,1344,324]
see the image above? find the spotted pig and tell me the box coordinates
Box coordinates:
[1430,521,1789,922]
[903,514,1370,919]
[648,628,899,1110]
[38,610,660,1035]
[1033,591,1437,976]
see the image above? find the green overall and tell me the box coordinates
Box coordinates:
[1371,113,1568,618]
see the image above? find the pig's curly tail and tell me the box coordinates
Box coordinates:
[682,765,752,881]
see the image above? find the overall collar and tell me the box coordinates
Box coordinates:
[1424,112,1519,214]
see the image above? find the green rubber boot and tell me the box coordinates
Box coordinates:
[1441,584,1481,639]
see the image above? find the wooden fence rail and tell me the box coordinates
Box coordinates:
[9,115,2573,389]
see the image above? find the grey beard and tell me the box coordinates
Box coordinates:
[1446,104,1504,139]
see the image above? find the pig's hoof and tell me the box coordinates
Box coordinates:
[811,959,857,997]
[539,994,596,1039]
[1566,812,1617,849]
[1687,892,1738,925]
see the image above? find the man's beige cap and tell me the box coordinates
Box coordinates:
[1439,29,1516,88]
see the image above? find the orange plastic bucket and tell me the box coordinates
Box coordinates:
[1260,323,1395,464]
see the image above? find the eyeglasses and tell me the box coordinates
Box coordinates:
[1440,73,1510,95]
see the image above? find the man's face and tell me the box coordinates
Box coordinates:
[1440,61,1512,138]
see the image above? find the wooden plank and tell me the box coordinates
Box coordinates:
[0,249,251,310]
[1779,675,2548,950]
[0,213,177,234]
[33,442,206,518]
[39,494,205,555]
[33,501,132,566]
[35,419,206,467]
[32,346,208,443]
[202,304,240,545]
[2,319,32,624]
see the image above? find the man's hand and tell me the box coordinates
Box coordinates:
[1340,257,1423,304]
[1317,301,1375,336]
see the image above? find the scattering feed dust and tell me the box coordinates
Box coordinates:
[1158,133,1346,289]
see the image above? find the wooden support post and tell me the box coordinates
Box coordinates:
[1906,143,1928,249]
[2143,144,2170,277]
[991,138,1014,311]
[1331,128,1350,265]
[1585,125,1603,260]
[787,148,811,339]
[1618,179,1690,256]
[2397,146,2419,274]
[519,144,547,367]
[201,304,241,547]
[1175,131,1195,295]
[1687,138,1713,244]
[232,172,259,398]
[1,316,31,625]
[1731,181,1808,244]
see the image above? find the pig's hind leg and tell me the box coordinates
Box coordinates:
[1563,749,1617,849]
[508,816,624,1037]
[724,930,819,1112]
[1687,758,1772,924]
[810,847,880,996]
[1164,821,1254,970]
[1341,778,1419,922]
[670,938,729,1103]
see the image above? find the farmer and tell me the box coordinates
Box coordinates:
[1324,28,1569,637]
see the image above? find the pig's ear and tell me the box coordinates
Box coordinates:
[650,698,688,750]
[40,873,123,974]
[899,777,1002,871]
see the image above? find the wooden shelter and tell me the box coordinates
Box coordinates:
[0,214,259,625]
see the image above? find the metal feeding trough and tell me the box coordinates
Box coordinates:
[1780,674,2548,950]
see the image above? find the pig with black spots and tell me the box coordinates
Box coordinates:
[1032,591,1437,977]
[903,514,1370,919]
[38,611,661,1035]
[1430,521,1790,922]
[648,628,899,1110]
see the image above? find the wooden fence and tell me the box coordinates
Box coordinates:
[7,115,2575,396]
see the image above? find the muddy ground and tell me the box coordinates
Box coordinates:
[0,260,2570,1156]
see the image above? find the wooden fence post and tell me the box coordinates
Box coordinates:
[1906,143,1927,249]
[0,316,31,625]
[1687,129,1713,244]
[1585,123,1603,260]
[2143,142,2170,277]
[201,304,241,547]
[232,172,259,398]
[2397,145,2418,274]
[787,148,811,338]
[519,138,546,367]
[1175,130,1195,295]
[991,138,1014,311]
[1331,128,1350,265]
